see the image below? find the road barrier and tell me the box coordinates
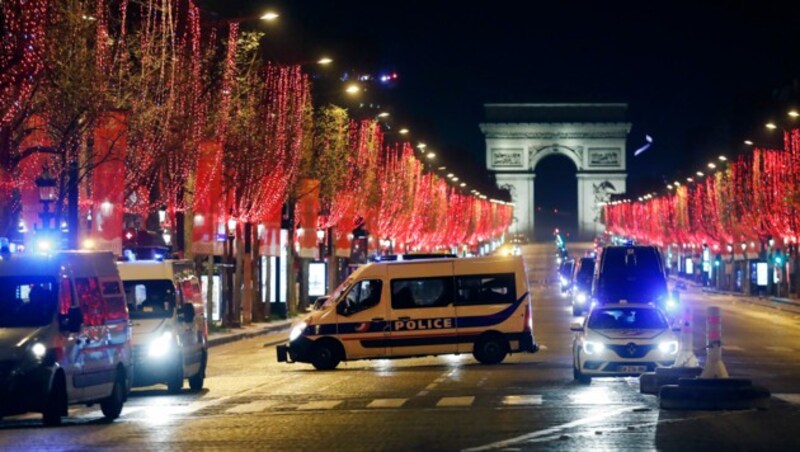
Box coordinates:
[658,306,771,410]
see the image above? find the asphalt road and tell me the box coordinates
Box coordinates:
[2,243,800,451]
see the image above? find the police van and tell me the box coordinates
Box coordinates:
[117,260,207,392]
[0,251,132,426]
[277,255,538,370]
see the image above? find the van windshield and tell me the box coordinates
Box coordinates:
[123,280,176,319]
[0,276,58,327]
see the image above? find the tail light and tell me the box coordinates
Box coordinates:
[523,300,533,332]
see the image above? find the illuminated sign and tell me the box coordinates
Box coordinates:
[685,258,694,274]
[756,262,768,286]
[309,262,327,297]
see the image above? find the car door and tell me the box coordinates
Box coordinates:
[57,275,84,403]
[178,277,203,375]
[387,262,457,357]
[73,276,114,401]
[334,279,388,360]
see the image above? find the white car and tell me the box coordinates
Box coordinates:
[571,303,678,383]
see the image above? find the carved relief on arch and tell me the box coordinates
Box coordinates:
[529,144,584,171]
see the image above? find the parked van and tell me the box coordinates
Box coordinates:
[277,255,538,370]
[0,251,131,426]
[117,260,207,392]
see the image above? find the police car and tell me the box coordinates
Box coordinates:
[277,255,538,370]
[571,303,678,383]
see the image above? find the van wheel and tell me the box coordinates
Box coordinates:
[42,375,66,427]
[167,356,184,393]
[574,351,591,384]
[189,351,207,391]
[311,341,341,370]
[101,370,126,421]
[473,334,508,365]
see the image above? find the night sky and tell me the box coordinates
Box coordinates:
[202,0,800,204]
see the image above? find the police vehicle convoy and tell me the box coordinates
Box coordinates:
[118,259,208,393]
[0,251,132,425]
[277,255,538,369]
[570,255,595,316]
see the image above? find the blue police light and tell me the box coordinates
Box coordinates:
[665,297,679,311]
[154,253,165,261]
[775,256,783,265]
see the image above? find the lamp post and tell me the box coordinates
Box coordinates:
[34,166,58,250]
[226,216,237,327]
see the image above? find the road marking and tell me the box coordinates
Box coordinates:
[774,394,800,405]
[425,383,438,390]
[765,346,794,353]
[501,395,543,406]
[296,400,342,410]
[538,344,548,351]
[225,400,279,414]
[723,345,745,352]
[463,405,645,451]
[437,396,475,407]
[417,391,429,397]
[367,398,408,408]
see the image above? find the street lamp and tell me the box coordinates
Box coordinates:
[398,128,409,135]
[426,152,436,160]
[345,83,361,95]
[317,57,333,65]
[259,11,280,21]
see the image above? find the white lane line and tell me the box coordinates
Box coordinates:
[367,398,408,408]
[538,344,548,351]
[296,400,342,410]
[765,346,794,353]
[723,345,745,352]
[774,393,800,405]
[462,405,644,451]
[225,400,279,414]
[425,383,438,390]
[501,395,543,406]
[437,396,475,407]
[417,391,429,397]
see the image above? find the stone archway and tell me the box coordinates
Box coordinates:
[480,103,630,241]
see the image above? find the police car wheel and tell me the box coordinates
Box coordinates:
[473,334,508,365]
[311,341,341,370]
[42,375,66,427]
[167,358,184,393]
[574,351,591,384]
[101,370,125,421]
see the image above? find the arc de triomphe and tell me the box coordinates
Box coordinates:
[480,103,630,241]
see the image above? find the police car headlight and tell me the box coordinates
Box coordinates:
[576,292,587,304]
[289,322,307,342]
[658,340,679,355]
[148,331,173,358]
[583,341,605,355]
[560,276,568,286]
[665,297,678,311]
[30,342,47,360]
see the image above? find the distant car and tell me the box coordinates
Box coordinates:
[558,258,575,292]
[593,245,679,318]
[570,256,595,316]
[571,303,679,384]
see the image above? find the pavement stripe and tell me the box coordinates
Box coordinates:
[501,395,543,406]
[296,400,342,410]
[723,345,745,352]
[367,398,408,408]
[437,396,475,407]
[463,405,645,451]
[773,394,800,405]
[765,346,794,353]
[225,400,279,414]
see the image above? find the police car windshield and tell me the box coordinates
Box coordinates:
[0,276,58,328]
[588,308,667,330]
[123,280,176,319]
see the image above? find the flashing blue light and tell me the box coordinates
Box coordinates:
[665,297,678,311]
[775,257,783,265]
[714,260,721,267]
[154,253,164,261]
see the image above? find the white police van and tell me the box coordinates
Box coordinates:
[117,260,207,392]
[0,251,132,426]
[277,255,538,369]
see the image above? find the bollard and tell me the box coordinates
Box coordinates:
[674,305,699,368]
[700,306,728,378]
[659,306,770,410]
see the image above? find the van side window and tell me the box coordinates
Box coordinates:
[59,278,73,315]
[74,277,104,326]
[391,277,454,309]
[338,280,382,315]
[455,274,516,305]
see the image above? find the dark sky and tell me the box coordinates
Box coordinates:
[202,0,800,198]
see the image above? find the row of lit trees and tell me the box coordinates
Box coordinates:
[0,0,513,321]
[603,128,800,249]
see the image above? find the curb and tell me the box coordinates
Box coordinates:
[700,288,800,314]
[207,320,293,348]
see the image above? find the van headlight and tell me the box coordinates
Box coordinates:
[575,292,587,304]
[582,341,605,355]
[289,322,308,342]
[658,340,679,355]
[148,331,173,358]
[30,342,47,360]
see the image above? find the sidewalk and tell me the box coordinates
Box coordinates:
[207,319,293,348]
[671,275,800,314]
